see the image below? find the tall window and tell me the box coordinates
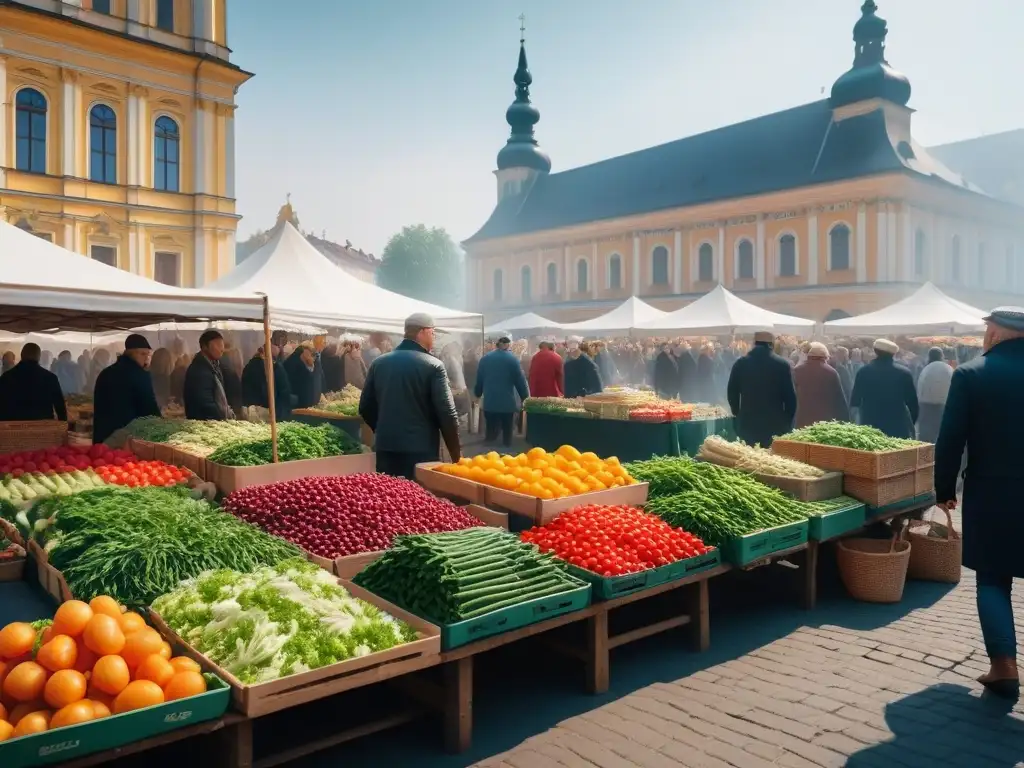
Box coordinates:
[829,224,851,271]
[778,235,797,277]
[651,245,669,285]
[89,105,117,183]
[493,269,503,301]
[154,252,180,286]
[737,240,754,280]
[546,263,558,295]
[951,236,961,280]
[914,229,927,278]
[154,116,180,192]
[15,89,47,174]
[576,260,588,293]
[92,0,111,13]
[698,243,714,282]
[978,243,987,285]
[521,266,531,301]
[91,245,117,267]
[156,0,174,31]
[608,255,622,290]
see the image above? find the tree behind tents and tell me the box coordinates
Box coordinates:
[377,225,463,308]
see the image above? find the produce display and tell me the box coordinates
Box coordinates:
[302,385,364,417]
[109,417,269,454]
[626,457,812,546]
[30,486,301,606]
[629,403,694,422]
[523,397,593,418]
[354,527,585,623]
[0,596,210,743]
[520,504,712,576]
[152,558,418,684]
[434,445,636,498]
[0,468,106,505]
[206,423,361,466]
[92,459,190,488]
[697,435,826,478]
[0,536,21,563]
[222,474,485,559]
[779,421,921,451]
[807,496,864,516]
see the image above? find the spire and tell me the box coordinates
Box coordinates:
[830,1,911,109]
[496,15,551,174]
[276,193,298,228]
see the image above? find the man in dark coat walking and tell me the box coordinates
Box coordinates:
[92,335,161,444]
[935,308,1024,697]
[653,343,678,399]
[849,339,919,439]
[0,343,67,422]
[563,343,603,398]
[726,331,796,447]
[284,343,319,410]
[475,336,530,448]
[241,342,293,420]
[674,343,698,402]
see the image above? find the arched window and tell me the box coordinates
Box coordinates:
[978,243,987,285]
[493,269,503,301]
[698,243,714,282]
[778,234,797,277]
[608,255,622,290]
[89,104,117,184]
[736,240,754,280]
[546,262,558,295]
[154,116,180,192]
[651,245,669,285]
[576,259,588,293]
[521,265,531,301]
[15,88,47,174]
[914,229,927,278]
[951,235,961,280]
[829,224,851,271]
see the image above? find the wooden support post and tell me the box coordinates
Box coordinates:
[261,296,278,463]
[585,610,610,695]
[222,717,254,768]
[686,579,710,652]
[802,540,819,611]
[443,657,473,753]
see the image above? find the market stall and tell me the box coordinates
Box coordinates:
[483,311,563,337]
[822,282,986,336]
[633,284,815,336]
[557,296,667,336]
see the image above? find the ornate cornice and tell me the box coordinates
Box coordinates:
[59,67,79,84]
[129,84,150,99]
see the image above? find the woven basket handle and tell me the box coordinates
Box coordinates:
[929,504,960,541]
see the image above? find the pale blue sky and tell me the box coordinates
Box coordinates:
[228,0,1022,256]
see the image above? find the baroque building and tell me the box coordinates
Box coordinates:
[464,2,1024,324]
[0,0,248,286]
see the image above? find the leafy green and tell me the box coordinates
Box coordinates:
[779,421,921,451]
[207,423,362,467]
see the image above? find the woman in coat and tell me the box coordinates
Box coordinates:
[793,343,850,428]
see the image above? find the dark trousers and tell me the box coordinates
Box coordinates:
[977,571,1016,659]
[376,450,438,481]
[484,411,514,447]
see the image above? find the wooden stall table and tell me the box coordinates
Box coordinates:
[56,715,233,767]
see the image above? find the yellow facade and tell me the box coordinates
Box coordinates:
[0,0,249,286]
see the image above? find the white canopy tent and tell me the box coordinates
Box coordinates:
[210,223,481,334]
[0,222,266,332]
[634,285,815,336]
[823,283,987,336]
[558,296,668,335]
[484,312,563,337]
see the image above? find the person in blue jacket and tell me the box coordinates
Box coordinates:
[474,336,529,448]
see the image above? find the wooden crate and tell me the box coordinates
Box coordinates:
[840,447,918,480]
[485,482,649,526]
[917,443,935,468]
[0,543,26,582]
[804,444,849,473]
[0,420,68,454]
[414,462,487,504]
[204,452,376,495]
[333,504,509,579]
[127,438,159,460]
[843,472,917,507]
[0,517,24,547]
[752,471,843,502]
[150,582,442,718]
[914,466,935,496]
[770,439,810,463]
[28,539,73,602]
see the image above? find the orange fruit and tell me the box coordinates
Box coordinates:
[0,623,36,660]
[118,612,146,636]
[113,680,164,714]
[0,703,5,721]
[7,701,46,726]
[82,615,125,657]
[158,641,172,661]
[88,596,122,620]
[91,656,130,696]
[49,699,95,729]
[0,719,12,742]
[36,635,78,673]
[168,657,201,675]
[51,601,93,639]
[162,671,206,702]
[39,626,54,647]
[88,699,111,719]
[72,643,98,675]
[43,670,87,710]
[3,662,48,703]
[0,660,8,690]
[12,710,50,738]
[120,629,162,669]
[85,686,114,710]
[134,655,174,688]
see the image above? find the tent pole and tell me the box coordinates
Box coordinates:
[262,296,279,463]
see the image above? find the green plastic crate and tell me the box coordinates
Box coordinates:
[867,491,936,519]
[722,530,771,566]
[0,675,230,768]
[565,549,721,601]
[808,503,866,541]
[768,519,809,552]
[440,583,591,650]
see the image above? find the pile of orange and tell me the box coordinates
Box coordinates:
[436,445,636,499]
[0,596,208,742]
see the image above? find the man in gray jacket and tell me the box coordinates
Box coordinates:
[359,313,461,479]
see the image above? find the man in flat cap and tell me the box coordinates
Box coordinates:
[726,330,796,448]
[848,339,919,439]
[935,307,1024,697]
[92,334,161,443]
[359,313,461,479]
[475,336,529,448]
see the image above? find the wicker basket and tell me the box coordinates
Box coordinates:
[0,420,68,454]
[837,535,912,603]
[906,506,962,584]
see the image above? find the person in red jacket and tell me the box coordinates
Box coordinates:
[528,340,564,398]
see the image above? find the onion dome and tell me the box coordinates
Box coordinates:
[830,1,912,109]
[496,40,551,173]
